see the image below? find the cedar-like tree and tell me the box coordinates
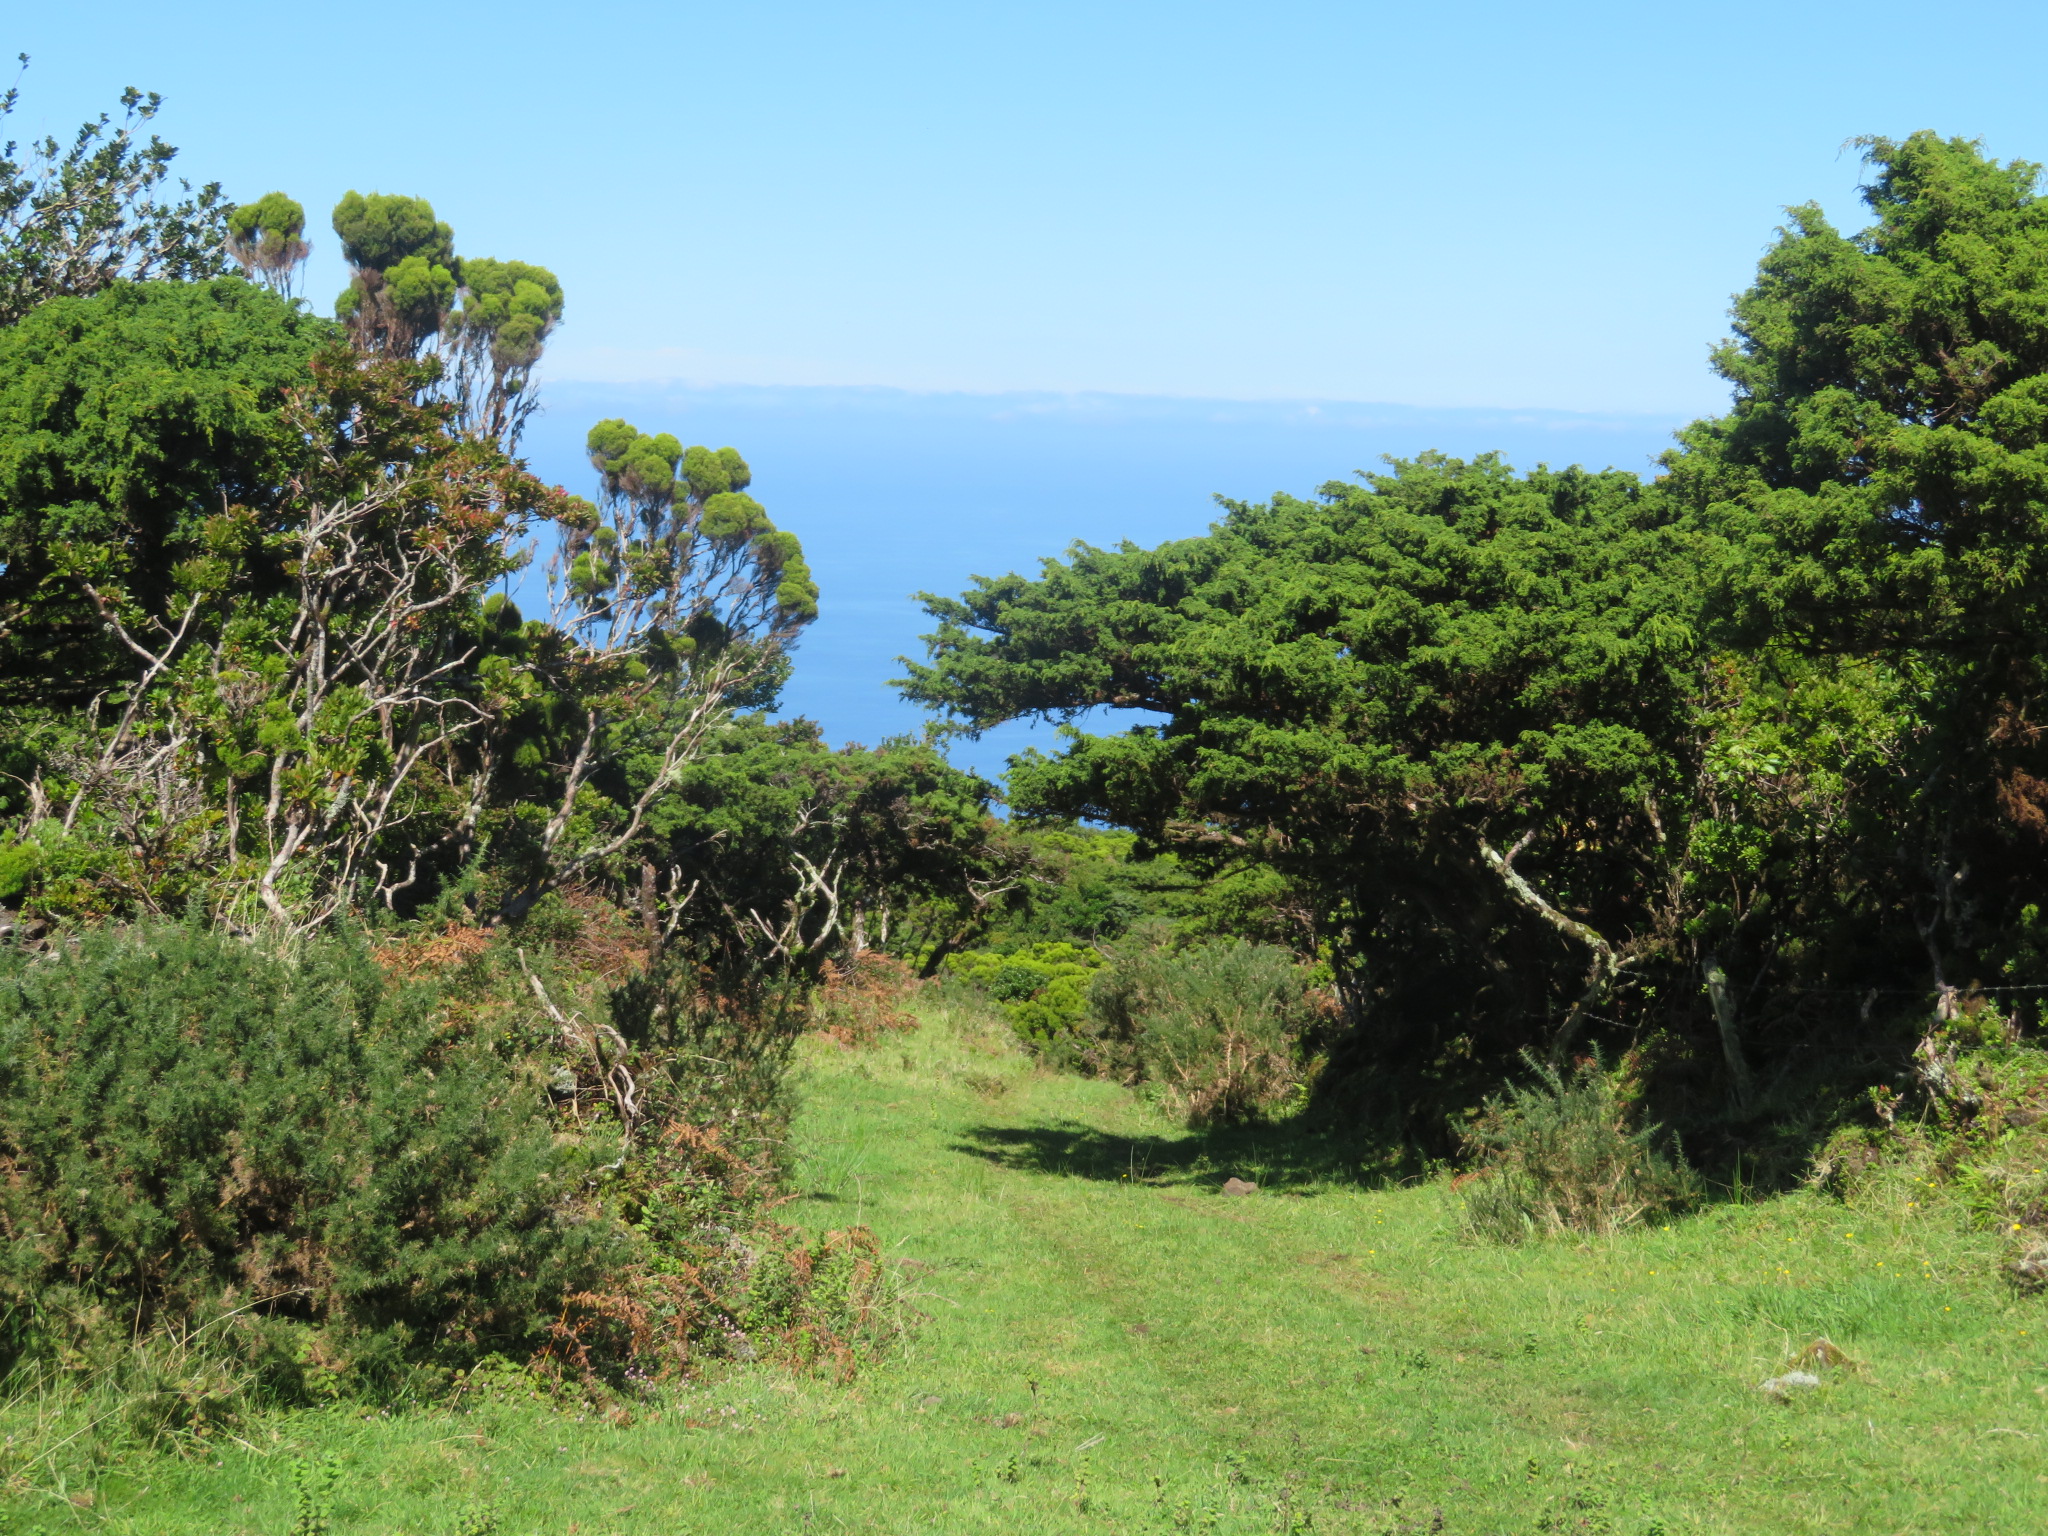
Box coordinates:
[898,456,1707,1131]
[1668,132,2048,1019]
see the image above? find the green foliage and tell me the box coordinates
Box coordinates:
[0,277,329,701]
[1810,1005,2048,1292]
[454,257,563,371]
[899,133,2048,1166]
[1459,1054,1700,1242]
[1664,131,2048,1036]
[224,191,309,289]
[629,717,1003,979]
[330,192,460,356]
[1086,936,1319,1125]
[330,190,453,273]
[573,417,816,628]
[906,454,1706,1135]
[945,940,1104,1048]
[0,921,620,1390]
[0,67,230,324]
[289,1453,340,1536]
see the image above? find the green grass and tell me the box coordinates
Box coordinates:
[10,1001,2048,1533]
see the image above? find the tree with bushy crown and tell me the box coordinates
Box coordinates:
[455,257,561,371]
[331,191,459,356]
[501,419,818,921]
[331,189,453,272]
[444,256,563,443]
[225,190,309,294]
[329,192,561,447]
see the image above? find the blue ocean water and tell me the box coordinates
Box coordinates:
[521,384,1692,783]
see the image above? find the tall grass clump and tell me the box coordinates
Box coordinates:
[1459,1052,1699,1242]
[1087,936,1320,1125]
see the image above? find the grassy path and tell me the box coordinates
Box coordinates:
[72,1004,2048,1532]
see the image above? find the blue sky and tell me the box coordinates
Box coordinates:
[12,2,2048,770]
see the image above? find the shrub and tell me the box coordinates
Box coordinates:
[1086,937,1317,1125]
[944,941,1104,1048]
[1459,1053,1699,1242]
[0,921,620,1393]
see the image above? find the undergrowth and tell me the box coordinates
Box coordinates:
[0,908,909,1499]
[1458,1051,1701,1241]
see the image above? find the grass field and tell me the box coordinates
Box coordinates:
[14,1000,2048,1533]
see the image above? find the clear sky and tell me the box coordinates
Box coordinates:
[15,1,2048,417]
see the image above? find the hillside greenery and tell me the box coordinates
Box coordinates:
[2,67,2048,1529]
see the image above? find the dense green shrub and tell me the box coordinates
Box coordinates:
[1087,937,1318,1125]
[0,922,619,1392]
[1459,1054,1699,1243]
[943,941,1104,1048]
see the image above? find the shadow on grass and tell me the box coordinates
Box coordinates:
[951,1113,1412,1192]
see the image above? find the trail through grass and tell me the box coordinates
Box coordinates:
[29,1003,2048,1532]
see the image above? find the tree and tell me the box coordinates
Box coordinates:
[0,62,230,324]
[332,191,561,445]
[9,332,562,928]
[225,191,310,295]
[0,278,329,706]
[629,719,1006,975]
[1669,131,2048,1014]
[475,420,819,921]
[902,455,1710,1127]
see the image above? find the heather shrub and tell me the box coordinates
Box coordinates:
[1459,1052,1699,1243]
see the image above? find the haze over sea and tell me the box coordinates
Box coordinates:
[522,383,1684,780]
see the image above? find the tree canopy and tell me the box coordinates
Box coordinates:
[904,132,2048,1144]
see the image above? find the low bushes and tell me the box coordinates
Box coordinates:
[0,915,903,1436]
[1458,1053,1699,1242]
[1088,936,1321,1125]
[1809,1005,2048,1294]
[943,941,1103,1047]
[946,933,1321,1126]
[0,922,615,1395]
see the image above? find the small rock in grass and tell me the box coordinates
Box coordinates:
[826,1467,847,1478]
[1759,1370,1821,1400]
[1221,1177,1258,1197]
